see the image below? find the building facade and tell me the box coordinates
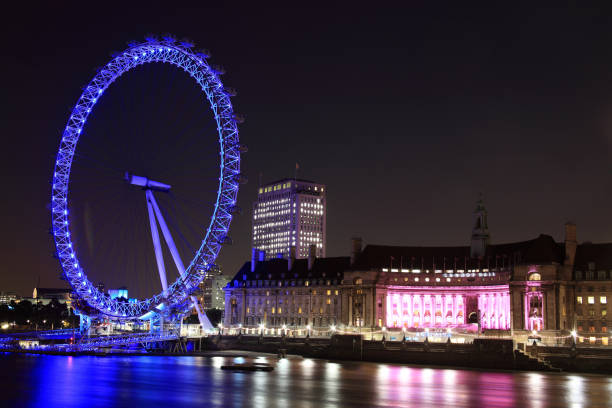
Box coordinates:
[226,202,612,345]
[199,266,230,311]
[253,178,326,260]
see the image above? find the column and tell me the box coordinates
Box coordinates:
[442,294,447,326]
[420,295,425,326]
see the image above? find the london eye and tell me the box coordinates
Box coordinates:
[50,36,244,329]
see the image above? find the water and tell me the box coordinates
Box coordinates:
[1,353,611,407]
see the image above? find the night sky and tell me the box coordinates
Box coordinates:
[1,4,611,296]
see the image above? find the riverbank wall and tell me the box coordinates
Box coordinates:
[204,334,612,374]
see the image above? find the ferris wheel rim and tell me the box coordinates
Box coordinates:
[50,38,241,320]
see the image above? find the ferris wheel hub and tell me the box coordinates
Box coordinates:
[125,172,171,192]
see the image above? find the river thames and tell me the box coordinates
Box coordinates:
[2,353,611,407]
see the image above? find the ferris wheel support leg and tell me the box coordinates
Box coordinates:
[146,190,168,291]
[148,191,186,274]
[191,296,213,332]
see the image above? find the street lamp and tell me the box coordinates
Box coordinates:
[330,324,336,333]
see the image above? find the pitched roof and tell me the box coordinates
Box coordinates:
[352,234,565,270]
[575,243,612,270]
[229,257,350,284]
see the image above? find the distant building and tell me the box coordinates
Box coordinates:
[31,287,72,310]
[253,178,326,260]
[32,287,71,301]
[108,287,129,300]
[225,198,612,346]
[0,292,20,305]
[199,266,230,311]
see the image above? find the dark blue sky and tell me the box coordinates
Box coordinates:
[1,3,611,296]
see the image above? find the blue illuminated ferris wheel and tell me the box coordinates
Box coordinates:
[50,36,244,326]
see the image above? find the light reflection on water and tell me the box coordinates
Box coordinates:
[1,354,611,408]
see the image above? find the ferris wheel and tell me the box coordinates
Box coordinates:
[50,36,244,328]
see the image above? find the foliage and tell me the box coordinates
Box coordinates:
[0,299,79,330]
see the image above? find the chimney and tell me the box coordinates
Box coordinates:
[564,222,577,266]
[251,248,258,272]
[351,237,363,265]
[288,246,296,270]
[308,244,317,270]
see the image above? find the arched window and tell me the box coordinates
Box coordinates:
[354,278,363,285]
[529,273,541,281]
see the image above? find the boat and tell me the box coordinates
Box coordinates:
[221,362,274,372]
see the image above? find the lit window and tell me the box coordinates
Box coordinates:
[326,298,331,305]
[334,290,339,296]
[528,273,541,281]
[271,307,275,314]
[246,307,250,314]
[298,307,302,314]
[601,296,607,304]
[603,310,607,317]
[577,296,583,304]
[278,307,282,314]
[305,281,309,287]
[588,296,595,304]
[326,290,331,295]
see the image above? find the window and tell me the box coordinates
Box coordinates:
[528,273,541,281]
[271,307,275,314]
[312,290,317,295]
[603,326,608,333]
[326,298,331,305]
[354,278,363,285]
[334,290,339,296]
[589,326,596,333]
[588,296,595,304]
[601,296,607,304]
[603,310,608,317]
[305,281,309,287]
[326,290,331,296]
[246,307,250,314]
[378,318,383,327]
[298,307,302,314]
[278,307,282,314]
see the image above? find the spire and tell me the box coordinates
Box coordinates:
[470,193,490,259]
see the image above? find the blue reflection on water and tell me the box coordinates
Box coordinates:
[1,353,610,408]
